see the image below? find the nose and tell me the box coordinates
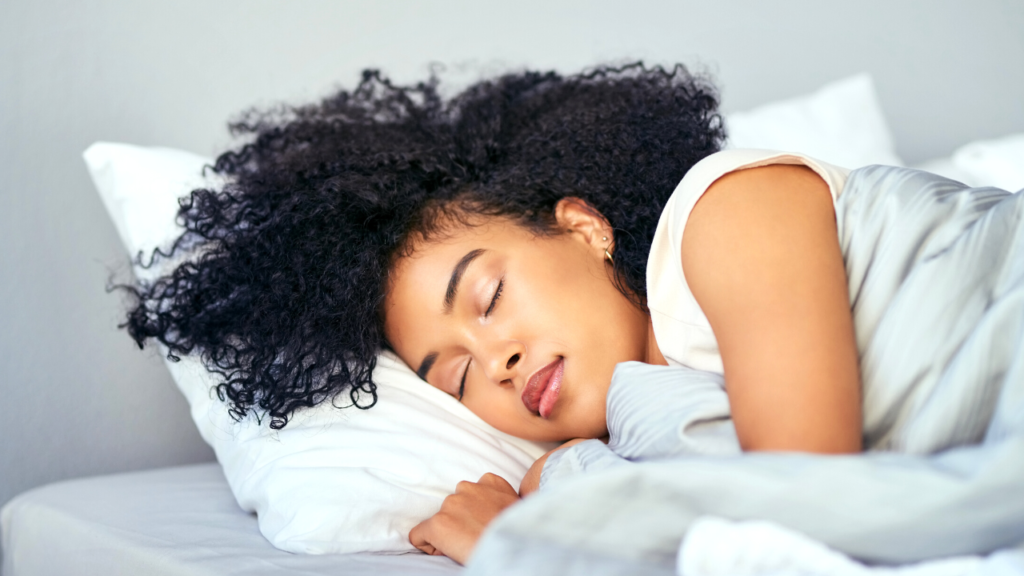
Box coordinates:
[481,340,525,386]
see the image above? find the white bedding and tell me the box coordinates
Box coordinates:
[0,464,461,576]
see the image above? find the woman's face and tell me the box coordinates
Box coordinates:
[384,199,654,442]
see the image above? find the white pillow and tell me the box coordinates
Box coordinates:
[951,133,1024,193]
[724,73,904,169]
[83,142,552,554]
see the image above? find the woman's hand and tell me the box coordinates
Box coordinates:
[409,473,520,565]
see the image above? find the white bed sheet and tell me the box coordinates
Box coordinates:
[1,463,462,576]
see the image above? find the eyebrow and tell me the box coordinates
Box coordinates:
[416,248,486,381]
[444,248,486,313]
[416,352,438,381]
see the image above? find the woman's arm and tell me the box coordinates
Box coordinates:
[681,164,862,453]
[519,438,591,497]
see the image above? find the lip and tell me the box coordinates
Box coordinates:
[521,358,564,419]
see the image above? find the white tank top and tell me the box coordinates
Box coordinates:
[646,149,851,373]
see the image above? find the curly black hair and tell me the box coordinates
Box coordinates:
[121,62,725,429]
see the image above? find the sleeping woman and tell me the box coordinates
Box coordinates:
[121,63,1024,565]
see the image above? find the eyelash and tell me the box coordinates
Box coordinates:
[485,278,504,317]
[458,278,504,401]
[458,362,469,401]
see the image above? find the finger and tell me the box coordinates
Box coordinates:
[478,472,516,493]
[454,480,474,495]
[438,492,462,515]
[408,519,436,555]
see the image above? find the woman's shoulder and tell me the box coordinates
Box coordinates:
[645,149,851,372]
[670,149,851,215]
[655,149,850,254]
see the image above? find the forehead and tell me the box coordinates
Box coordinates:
[392,217,510,278]
[390,215,542,282]
[383,217,523,342]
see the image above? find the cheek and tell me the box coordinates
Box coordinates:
[558,382,610,439]
[510,252,604,337]
[469,398,550,441]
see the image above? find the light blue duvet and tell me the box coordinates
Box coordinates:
[466,166,1024,575]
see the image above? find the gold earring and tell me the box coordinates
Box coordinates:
[602,236,614,264]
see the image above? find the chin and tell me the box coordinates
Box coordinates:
[559,414,608,441]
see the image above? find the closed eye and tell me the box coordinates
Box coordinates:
[485,278,504,317]
[458,360,470,401]
[458,278,501,401]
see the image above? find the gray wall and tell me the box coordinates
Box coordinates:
[1,0,1023,537]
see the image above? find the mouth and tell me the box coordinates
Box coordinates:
[521,357,564,419]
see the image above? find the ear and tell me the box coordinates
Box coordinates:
[554,197,614,256]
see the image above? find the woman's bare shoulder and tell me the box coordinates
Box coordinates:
[680,163,862,453]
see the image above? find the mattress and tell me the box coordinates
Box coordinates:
[1,463,462,576]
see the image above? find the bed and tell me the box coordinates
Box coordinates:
[1,464,461,576]
[3,74,1023,576]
